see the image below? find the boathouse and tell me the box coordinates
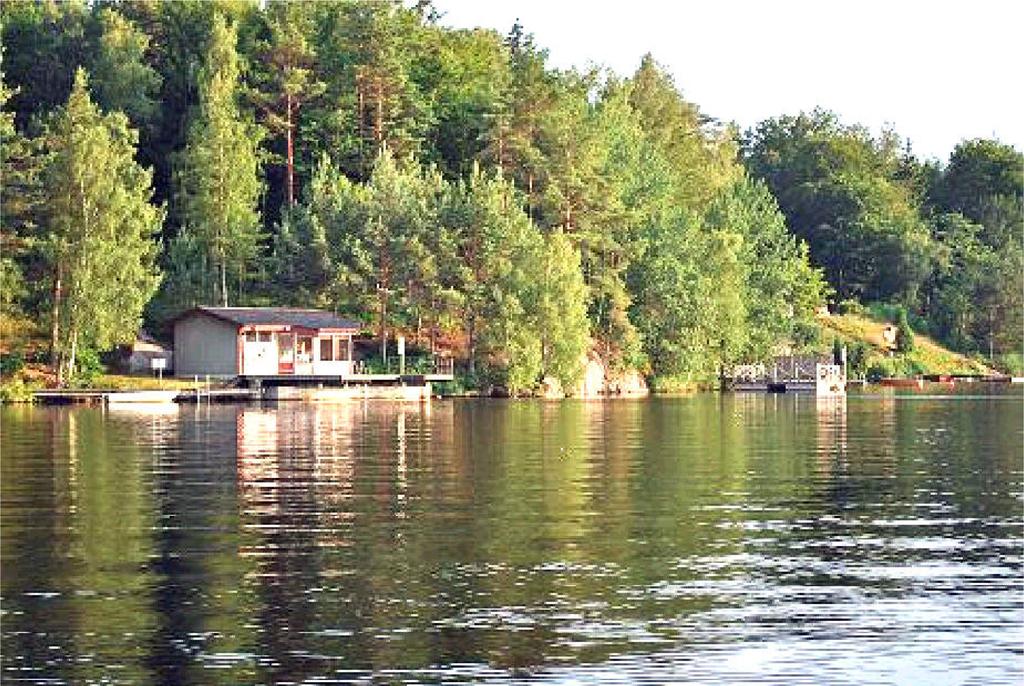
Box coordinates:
[173,307,361,379]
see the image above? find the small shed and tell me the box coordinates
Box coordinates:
[173,307,361,378]
[124,330,173,374]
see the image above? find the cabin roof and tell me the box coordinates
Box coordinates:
[182,306,362,331]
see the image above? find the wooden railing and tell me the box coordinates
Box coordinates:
[432,356,454,377]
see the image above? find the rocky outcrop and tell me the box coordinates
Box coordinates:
[567,351,649,398]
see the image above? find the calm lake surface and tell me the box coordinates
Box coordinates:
[2,392,1022,685]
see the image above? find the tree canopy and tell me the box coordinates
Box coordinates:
[1,0,1019,385]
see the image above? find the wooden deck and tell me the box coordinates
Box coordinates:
[34,390,182,404]
[239,372,454,385]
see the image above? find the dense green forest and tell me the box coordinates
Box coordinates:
[1,0,1020,390]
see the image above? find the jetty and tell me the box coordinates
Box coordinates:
[726,355,846,396]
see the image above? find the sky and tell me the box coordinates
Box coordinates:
[434,0,1023,162]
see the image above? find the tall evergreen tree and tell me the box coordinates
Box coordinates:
[176,13,264,307]
[251,0,324,209]
[89,8,162,132]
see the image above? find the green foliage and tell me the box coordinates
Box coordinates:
[0,377,40,403]
[930,139,1023,249]
[895,307,915,353]
[44,69,163,384]
[997,353,1023,376]
[536,230,590,389]
[90,8,162,130]
[2,1,1015,385]
[175,13,264,308]
[70,345,104,388]
[846,340,871,379]
[744,110,933,304]
[0,349,25,377]
[837,299,864,315]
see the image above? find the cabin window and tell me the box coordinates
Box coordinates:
[258,332,272,343]
[245,331,257,343]
[296,336,313,363]
[320,338,334,361]
[335,336,351,361]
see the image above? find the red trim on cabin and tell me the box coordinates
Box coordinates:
[236,330,244,374]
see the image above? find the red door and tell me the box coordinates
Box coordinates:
[278,333,294,374]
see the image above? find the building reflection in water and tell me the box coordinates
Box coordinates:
[231,400,451,680]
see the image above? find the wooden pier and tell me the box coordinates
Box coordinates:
[726,355,846,396]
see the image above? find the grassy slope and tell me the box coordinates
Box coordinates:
[817,311,993,376]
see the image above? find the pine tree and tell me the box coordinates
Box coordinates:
[44,69,163,385]
[251,0,324,208]
[89,8,162,131]
[176,13,263,307]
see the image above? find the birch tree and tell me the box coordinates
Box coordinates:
[45,69,162,384]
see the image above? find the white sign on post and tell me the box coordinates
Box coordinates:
[151,357,167,383]
[397,336,406,375]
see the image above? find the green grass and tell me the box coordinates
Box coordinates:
[818,311,992,377]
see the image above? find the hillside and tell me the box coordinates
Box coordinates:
[817,310,993,377]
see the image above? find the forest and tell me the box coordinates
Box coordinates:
[1,0,1021,391]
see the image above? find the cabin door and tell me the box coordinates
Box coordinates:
[242,331,277,376]
[278,333,294,374]
[295,335,314,376]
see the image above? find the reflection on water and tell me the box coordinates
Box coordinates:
[1,394,1022,684]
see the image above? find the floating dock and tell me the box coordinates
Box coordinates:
[33,390,182,405]
[33,378,436,405]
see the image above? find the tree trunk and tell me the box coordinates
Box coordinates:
[375,77,384,147]
[66,329,78,386]
[379,290,387,370]
[429,295,437,356]
[467,311,476,377]
[220,260,228,307]
[527,173,534,221]
[286,93,295,207]
[51,269,63,386]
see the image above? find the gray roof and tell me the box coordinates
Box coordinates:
[190,307,361,330]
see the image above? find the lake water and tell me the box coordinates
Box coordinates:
[2,392,1022,685]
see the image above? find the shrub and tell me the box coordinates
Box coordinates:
[837,299,864,315]
[866,358,895,382]
[846,341,871,379]
[895,307,915,354]
[0,350,25,378]
[996,353,1023,376]
[71,346,105,388]
[0,378,39,403]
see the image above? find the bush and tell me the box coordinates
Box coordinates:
[71,346,105,388]
[792,321,821,347]
[996,353,1023,376]
[846,341,871,379]
[895,307,915,353]
[0,378,39,403]
[866,359,895,382]
[434,369,480,396]
[0,350,25,378]
[837,299,864,315]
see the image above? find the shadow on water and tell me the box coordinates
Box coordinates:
[1,392,1021,684]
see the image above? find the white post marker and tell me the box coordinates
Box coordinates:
[151,357,167,384]
[397,335,406,376]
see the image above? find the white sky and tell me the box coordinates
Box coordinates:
[434,0,1024,162]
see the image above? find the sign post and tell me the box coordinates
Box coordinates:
[397,336,406,376]
[151,357,167,385]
